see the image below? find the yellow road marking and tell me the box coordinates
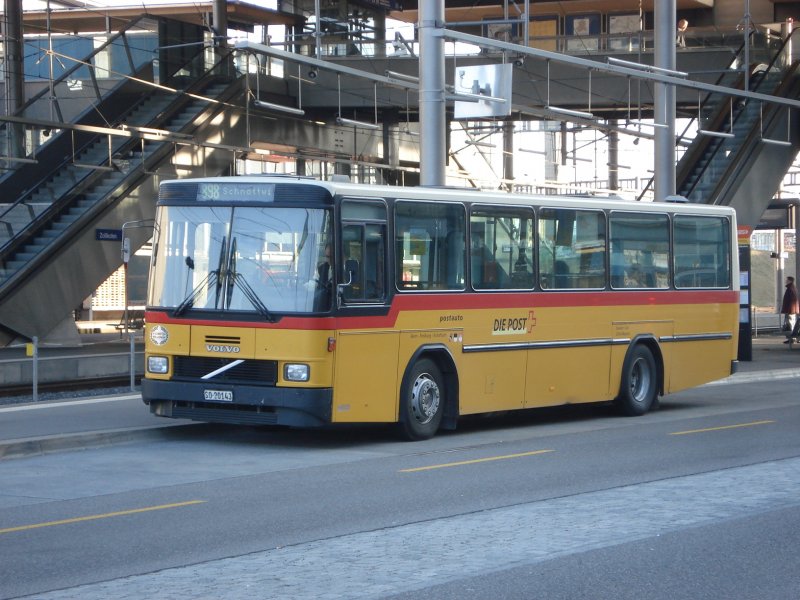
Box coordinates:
[0,500,206,535]
[669,420,775,436]
[400,449,554,473]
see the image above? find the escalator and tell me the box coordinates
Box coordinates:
[676,31,800,227]
[0,19,248,345]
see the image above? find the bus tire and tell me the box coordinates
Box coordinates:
[397,358,444,441]
[615,344,657,416]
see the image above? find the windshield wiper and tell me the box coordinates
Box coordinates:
[230,271,275,321]
[225,238,274,321]
[173,270,218,317]
[214,235,228,309]
[174,240,227,317]
[173,237,274,321]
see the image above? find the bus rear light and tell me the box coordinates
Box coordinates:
[285,363,310,382]
[148,356,169,374]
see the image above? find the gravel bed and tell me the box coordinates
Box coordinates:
[0,386,141,406]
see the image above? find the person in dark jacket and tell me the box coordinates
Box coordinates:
[782,276,800,343]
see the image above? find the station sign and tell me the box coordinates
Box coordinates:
[96,228,122,241]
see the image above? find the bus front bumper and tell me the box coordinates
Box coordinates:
[142,379,332,427]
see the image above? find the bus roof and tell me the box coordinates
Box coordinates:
[160,175,736,217]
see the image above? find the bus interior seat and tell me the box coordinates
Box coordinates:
[483,260,499,287]
[446,231,465,288]
[554,260,570,288]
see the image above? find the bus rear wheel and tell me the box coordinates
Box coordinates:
[615,345,657,416]
[398,358,444,441]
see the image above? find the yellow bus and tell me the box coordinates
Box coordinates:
[142,176,739,440]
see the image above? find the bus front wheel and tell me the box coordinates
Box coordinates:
[398,358,444,441]
[615,345,657,416]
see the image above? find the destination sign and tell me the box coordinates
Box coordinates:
[197,183,275,202]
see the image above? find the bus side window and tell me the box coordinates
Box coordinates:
[674,215,731,289]
[609,212,669,290]
[396,201,465,291]
[470,208,533,291]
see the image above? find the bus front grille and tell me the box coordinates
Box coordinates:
[171,402,279,426]
[173,356,278,385]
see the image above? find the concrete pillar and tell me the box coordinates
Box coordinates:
[4,0,25,159]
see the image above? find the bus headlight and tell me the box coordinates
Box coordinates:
[284,363,310,382]
[148,356,169,374]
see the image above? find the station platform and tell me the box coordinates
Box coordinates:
[739,331,800,375]
[77,319,142,336]
[0,328,798,460]
[0,323,144,394]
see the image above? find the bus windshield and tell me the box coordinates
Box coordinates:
[148,205,332,315]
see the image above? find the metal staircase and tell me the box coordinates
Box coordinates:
[676,31,800,227]
[0,24,246,344]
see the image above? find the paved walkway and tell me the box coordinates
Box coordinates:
[738,331,800,375]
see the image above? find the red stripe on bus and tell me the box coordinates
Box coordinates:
[146,289,738,331]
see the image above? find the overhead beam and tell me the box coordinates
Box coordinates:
[239,35,800,111]
[439,28,800,110]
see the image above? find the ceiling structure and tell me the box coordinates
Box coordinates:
[21,1,300,35]
[390,0,714,24]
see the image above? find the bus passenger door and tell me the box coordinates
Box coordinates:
[332,200,399,422]
[333,331,400,422]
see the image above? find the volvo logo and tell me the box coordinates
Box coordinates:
[206,344,241,353]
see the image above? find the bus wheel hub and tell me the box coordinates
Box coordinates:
[411,374,440,424]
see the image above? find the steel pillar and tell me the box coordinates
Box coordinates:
[654,0,676,201]
[418,0,446,186]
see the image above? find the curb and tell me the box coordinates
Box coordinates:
[708,367,800,386]
[0,424,205,461]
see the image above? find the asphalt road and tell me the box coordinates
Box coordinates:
[1,370,800,599]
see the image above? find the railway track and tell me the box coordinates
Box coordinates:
[0,341,144,401]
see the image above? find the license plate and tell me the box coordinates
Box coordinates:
[204,389,233,402]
